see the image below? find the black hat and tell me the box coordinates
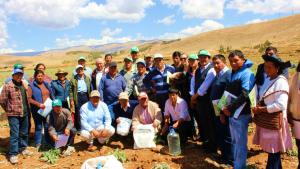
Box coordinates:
[262,54,291,68]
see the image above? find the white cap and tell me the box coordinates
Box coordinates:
[90,90,100,97]
[76,65,84,70]
[153,53,164,59]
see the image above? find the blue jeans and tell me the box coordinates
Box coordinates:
[229,113,251,169]
[31,111,49,146]
[8,116,29,156]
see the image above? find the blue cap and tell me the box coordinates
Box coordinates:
[12,69,23,75]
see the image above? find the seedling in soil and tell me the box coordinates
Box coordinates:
[109,148,127,163]
[152,162,171,169]
[40,149,61,164]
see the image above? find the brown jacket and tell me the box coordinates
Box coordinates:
[132,101,162,128]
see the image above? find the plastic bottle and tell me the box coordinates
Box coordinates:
[167,127,181,156]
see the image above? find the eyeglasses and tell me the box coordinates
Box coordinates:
[180,58,187,60]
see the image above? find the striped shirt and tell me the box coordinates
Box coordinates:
[143,65,175,95]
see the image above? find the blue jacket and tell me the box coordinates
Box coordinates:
[226,60,255,115]
[99,74,126,105]
[143,64,175,95]
[51,80,71,103]
[29,80,54,113]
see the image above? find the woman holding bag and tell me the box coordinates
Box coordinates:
[288,61,300,168]
[252,54,292,169]
[28,70,54,150]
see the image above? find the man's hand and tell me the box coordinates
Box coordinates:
[222,107,231,116]
[92,129,100,138]
[173,121,179,129]
[40,104,46,109]
[116,118,121,124]
[51,134,59,142]
[160,125,169,135]
[64,129,70,136]
[99,129,109,138]
[152,121,159,128]
[191,94,199,103]
[220,114,226,124]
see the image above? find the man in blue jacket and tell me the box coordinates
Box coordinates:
[222,50,255,169]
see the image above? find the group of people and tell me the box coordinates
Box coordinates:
[0,46,299,169]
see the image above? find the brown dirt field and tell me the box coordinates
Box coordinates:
[0,115,298,169]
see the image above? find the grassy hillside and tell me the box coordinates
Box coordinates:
[0,13,299,80]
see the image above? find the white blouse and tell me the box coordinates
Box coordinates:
[258,75,289,118]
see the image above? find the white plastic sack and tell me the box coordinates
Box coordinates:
[133,124,156,149]
[117,117,132,136]
[81,155,124,169]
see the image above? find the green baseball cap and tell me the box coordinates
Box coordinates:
[13,63,25,69]
[52,99,62,107]
[124,56,133,62]
[130,46,139,53]
[198,49,211,57]
[78,56,86,61]
[188,54,198,60]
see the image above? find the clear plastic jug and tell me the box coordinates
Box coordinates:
[167,127,181,156]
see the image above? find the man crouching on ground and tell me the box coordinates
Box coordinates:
[80,90,115,151]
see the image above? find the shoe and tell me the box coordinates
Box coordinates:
[9,155,18,164]
[62,146,75,157]
[21,148,33,156]
[87,144,97,152]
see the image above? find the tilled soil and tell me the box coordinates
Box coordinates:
[0,121,298,169]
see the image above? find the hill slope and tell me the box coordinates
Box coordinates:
[1,14,299,68]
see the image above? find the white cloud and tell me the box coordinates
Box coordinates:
[100,28,122,37]
[4,0,87,29]
[161,0,225,19]
[246,18,268,24]
[161,0,181,7]
[78,0,154,22]
[3,0,154,29]
[160,20,224,39]
[0,9,8,48]
[157,15,175,25]
[56,27,131,48]
[227,0,300,14]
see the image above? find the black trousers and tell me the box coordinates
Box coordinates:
[195,96,217,151]
[75,92,89,130]
[266,152,282,169]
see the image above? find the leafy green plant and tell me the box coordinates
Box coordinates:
[152,162,171,169]
[109,148,127,163]
[40,149,61,164]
